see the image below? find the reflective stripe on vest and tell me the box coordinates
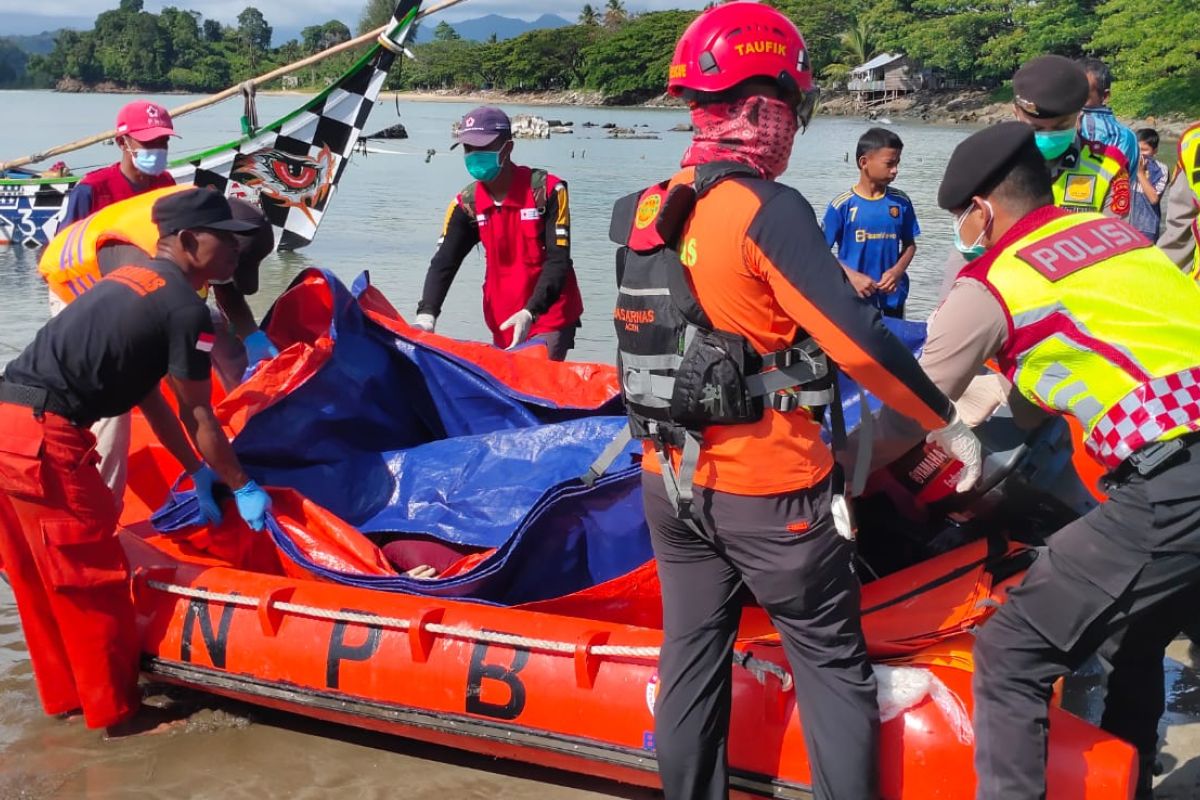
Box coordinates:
[1178,123,1200,279]
[974,210,1200,468]
[38,184,186,304]
[1052,142,1125,214]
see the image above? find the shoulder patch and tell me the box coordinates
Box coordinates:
[635,192,661,230]
[831,190,854,208]
[1110,172,1131,217]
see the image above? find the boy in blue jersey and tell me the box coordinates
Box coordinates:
[822,128,920,318]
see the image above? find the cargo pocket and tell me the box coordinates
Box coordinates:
[520,215,545,264]
[39,517,128,590]
[0,411,46,500]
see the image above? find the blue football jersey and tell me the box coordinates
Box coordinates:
[822,187,921,311]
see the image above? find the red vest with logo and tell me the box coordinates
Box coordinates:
[461,165,583,347]
[80,163,176,214]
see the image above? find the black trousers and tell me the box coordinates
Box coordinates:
[642,471,878,800]
[973,440,1200,799]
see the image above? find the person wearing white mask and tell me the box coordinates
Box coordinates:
[60,100,178,228]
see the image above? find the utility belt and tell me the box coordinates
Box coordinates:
[1109,431,1200,483]
[0,379,87,426]
[594,162,875,521]
[587,334,839,515]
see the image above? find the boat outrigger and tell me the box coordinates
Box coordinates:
[106,269,1137,798]
[0,0,454,250]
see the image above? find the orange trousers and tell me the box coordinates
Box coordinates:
[0,402,139,729]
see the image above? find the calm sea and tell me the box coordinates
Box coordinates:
[0,90,972,365]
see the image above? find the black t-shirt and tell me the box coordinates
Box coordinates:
[5,257,213,423]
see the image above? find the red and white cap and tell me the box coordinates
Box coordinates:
[115,100,178,142]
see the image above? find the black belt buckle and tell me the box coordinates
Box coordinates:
[1128,437,1186,477]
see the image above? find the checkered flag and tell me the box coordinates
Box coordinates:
[172,0,421,251]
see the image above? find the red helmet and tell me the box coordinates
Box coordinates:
[668,2,814,100]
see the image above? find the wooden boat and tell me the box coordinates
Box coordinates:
[0,0,443,250]
[101,270,1136,798]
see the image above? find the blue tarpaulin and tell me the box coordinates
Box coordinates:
[154,270,927,606]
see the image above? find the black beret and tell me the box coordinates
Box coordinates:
[938,122,1039,210]
[1012,55,1089,119]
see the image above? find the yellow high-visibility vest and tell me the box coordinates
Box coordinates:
[963,208,1200,468]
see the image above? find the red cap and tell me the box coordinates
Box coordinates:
[115,101,178,142]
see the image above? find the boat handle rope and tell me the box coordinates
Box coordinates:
[143,579,794,692]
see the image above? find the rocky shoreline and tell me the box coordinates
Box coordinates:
[388,86,1191,136]
[817,90,1191,137]
[48,80,1191,137]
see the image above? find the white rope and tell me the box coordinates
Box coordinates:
[146,580,793,690]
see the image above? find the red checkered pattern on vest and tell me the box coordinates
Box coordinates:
[1086,366,1200,468]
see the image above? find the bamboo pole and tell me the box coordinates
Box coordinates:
[1,0,467,172]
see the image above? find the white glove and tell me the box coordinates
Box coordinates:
[412,313,437,332]
[955,373,1011,427]
[927,409,983,493]
[500,308,534,349]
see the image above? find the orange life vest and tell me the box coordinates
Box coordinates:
[39,185,186,303]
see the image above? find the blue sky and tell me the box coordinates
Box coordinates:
[6,1,711,35]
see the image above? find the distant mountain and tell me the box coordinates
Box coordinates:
[5,30,65,56]
[415,13,572,43]
[0,13,91,37]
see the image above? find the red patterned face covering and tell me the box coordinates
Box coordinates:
[681,95,799,180]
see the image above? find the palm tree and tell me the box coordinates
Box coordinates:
[840,20,877,69]
[579,4,600,26]
[603,0,627,28]
[820,19,879,82]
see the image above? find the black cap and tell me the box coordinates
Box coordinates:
[1012,55,1089,119]
[938,122,1040,210]
[152,188,262,237]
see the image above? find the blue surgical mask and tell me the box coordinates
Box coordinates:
[132,147,168,176]
[1034,128,1076,161]
[953,201,993,262]
[465,150,503,182]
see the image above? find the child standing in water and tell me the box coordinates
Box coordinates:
[823,128,920,319]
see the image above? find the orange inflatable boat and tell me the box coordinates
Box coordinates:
[102,270,1134,798]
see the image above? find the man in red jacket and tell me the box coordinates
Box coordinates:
[413,107,583,361]
[59,100,178,229]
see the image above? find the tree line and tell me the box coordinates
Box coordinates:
[778,0,1199,117]
[4,0,1198,116]
[8,0,370,94]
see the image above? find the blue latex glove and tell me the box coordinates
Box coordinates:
[189,465,223,525]
[243,329,279,369]
[233,480,272,531]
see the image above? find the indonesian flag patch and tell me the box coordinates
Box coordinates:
[195,332,215,353]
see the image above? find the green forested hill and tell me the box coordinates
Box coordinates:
[14,0,1200,117]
